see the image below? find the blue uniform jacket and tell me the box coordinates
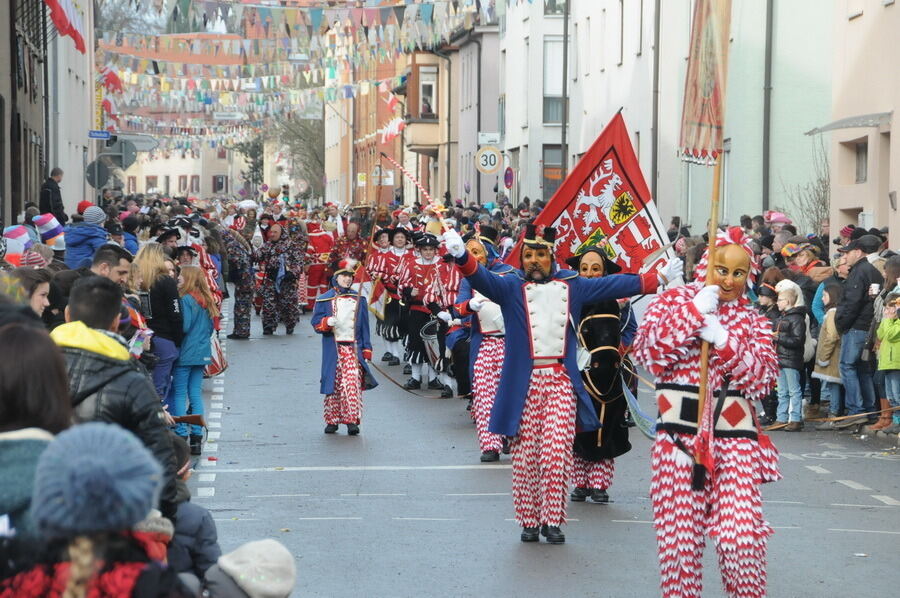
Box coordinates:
[456,252,657,437]
[454,259,516,379]
[311,286,377,395]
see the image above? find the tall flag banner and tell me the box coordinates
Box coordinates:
[507,113,669,275]
[678,0,733,163]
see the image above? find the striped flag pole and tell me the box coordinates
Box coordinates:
[379,152,432,204]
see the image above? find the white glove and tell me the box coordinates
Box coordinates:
[437,311,452,323]
[691,285,721,315]
[450,318,462,327]
[468,297,485,312]
[699,314,728,349]
[326,316,336,327]
[443,228,466,258]
[657,258,684,285]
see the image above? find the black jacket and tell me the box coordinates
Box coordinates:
[38,178,67,224]
[835,258,883,334]
[775,306,807,370]
[168,482,221,579]
[147,276,184,346]
[60,342,178,520]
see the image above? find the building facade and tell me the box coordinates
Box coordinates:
[123,145,245,199]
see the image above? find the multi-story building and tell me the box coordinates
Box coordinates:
[123,145,245,198]
[820,0,898,246]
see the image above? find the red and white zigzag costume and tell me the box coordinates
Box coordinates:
[633,228,780,598]
[305,222,336,311]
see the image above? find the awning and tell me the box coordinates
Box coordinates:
[805,112,892,135]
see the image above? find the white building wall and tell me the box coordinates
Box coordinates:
[324,99,349,206]
[125,146,236,198]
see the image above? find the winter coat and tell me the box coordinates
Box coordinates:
[62,223,108,269]
[123,231,139,255]
[168,481,221,579]
[774,306,807,370]
[813,308,842,384]
[148,276,184,346]
[876,317,900,371]
[50,321,178,521]
[38,177,67,224]
[835,258,883,333]
[176,294,213,367]
[0,428,53,539]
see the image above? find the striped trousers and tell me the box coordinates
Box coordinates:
[324,345,363,425]
[472,336,505,453]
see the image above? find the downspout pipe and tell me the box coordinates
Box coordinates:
[762,0,774,212]
[651,0,661,203]
[434,49,452,198]
[474,36,482,206]
[560,0,569,177]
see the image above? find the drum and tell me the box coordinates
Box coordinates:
[420,318,442,370]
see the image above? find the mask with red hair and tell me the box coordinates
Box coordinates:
[693,226,760,290]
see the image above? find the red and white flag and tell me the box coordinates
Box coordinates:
[383,93,399,112]
[507,113,670,275]
[380,117,406,144]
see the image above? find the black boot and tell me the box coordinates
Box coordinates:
[590,488,610,503]
[624,410,636,427]
[501,437,510,454]
[226,333,249,340]
[520,526,540,542]
[466,398,473,411]
[324,424,339,434]
[285,326,294,335]
[189,434,203,456]
[427,378,444,390]
[480,450,500,462]
[403,378,421,390]
[346,423,360,436]
[403,364,412,375]
[570,487,589,502]
[381,352,392,362]
[540,524,565,544]
[388,356,401,366]
[441,385,454,398]
[263,328,274,335]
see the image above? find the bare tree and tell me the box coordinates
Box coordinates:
[777,136,830,236]
[273,115,325,199]
[94,0,166,33]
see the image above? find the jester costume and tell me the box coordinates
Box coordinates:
[256,230,306,335]
[220,228,254,339]
[305,221,335,311]
[633,227,780,598]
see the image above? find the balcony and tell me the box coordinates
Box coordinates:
[405,116,441,157]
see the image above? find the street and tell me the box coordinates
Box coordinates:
[192,306,900,598]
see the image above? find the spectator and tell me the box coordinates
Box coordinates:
[834,234,884,427]
[106,221,125,248]
[135,243,183,399]
[0,423,192,597]
[173,265,217,454]
[39,167,67,224]
[11,268,52,317]
[876,292,900,434]
[167,436,221,579]
[90,243,133,287]
[181,539,296,598]
[122,215,141,255]
[814,282,845,429]
[773,279,809,431]
[812,256,850,325]
[63,206,109,269]
[50,276,179,521]
[0,319,71,539]
[22,207,41,244]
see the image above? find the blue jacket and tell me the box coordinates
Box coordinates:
[456,251,655,436]
[123,231,139,255]
[454,259,516,378]
[168,481,221,578]
[311,285,377,395]
[176,294,213,366]
[64,223,108,268]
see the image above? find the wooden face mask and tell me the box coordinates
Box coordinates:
[711,244,751,302]
[466,238,489,267]
[522,246,552,281]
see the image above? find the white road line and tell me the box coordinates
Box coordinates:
[611,520,653,524]
[871,495,900,506]
[211,394,224,400]
[197,487,215,498]
[208,422,222,429]
[828,528,900,535]
[211,402,223,409]
[340,493,407,497]
[393,517,462,521]
[212,464,513,473]
[446,492,509,496]
[781,452,805,461]
[297,517,363,521]
[198,473,216,482]
[805,465,831,474]
[213,379,225,385]
[214,518,259,522]
[764,500,805,504]
[209,412,222,419]
[246,494,311,498]
[772,526,801,529]
[821,442,845,450]
[837,480,873,491]
[207,431,221,440]
[205,443,218,453]
[200,459,217,467]
[831,503,896,509]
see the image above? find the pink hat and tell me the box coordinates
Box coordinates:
[764,210,792,225]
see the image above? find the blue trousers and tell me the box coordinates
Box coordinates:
[839,329,876,416]
[151,337,179,401]
[777,367,803,423]
[172,365,205,436]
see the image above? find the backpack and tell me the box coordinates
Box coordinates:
[803,314,817,363]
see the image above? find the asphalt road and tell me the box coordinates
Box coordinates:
[192,304,900,598]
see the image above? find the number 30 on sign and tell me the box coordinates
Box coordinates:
[475,146,502,175]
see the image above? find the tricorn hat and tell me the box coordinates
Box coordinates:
[565,245,622,275]
[335,258,359,276]
[522,223,556,249]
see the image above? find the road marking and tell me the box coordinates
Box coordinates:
[805,465,831,474]
[764,500,804,505]
[213,379,225,385]
[828,528,900,535]
[341,493,407,497]
[831,503,896,509]
[837,480,873,491]
[198,473,216,482]
[211,464,513,473]
[393,517,462,521]
[209,412,222,419]
[197,487,215,498]
[871,495,900,506]
[297,517,363,521]
[211,394,223,400]
[772,526,801,529]
[821,442,845,449]
[446,492,509,496]
[200,459,217,467]
[611,520,653,524]
[211,402,223,409]
[214,518,259,522]
[781,452,805,461]
[207,431,221,440]
[208,422,222,429]
[247,494,311,498]
[205,443,218,453]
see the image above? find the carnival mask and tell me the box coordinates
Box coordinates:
[578,252,606,279]
[711,244,751,302]
[522,246,552,282]
[336,273,353,289]
[466,238,489,267]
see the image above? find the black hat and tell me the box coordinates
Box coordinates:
[463,224,500,247]
[390,228,410,243]
[565,245,622,275]
[849,227,868,241]
[522,224,556,249]
[414,233,440,248]
[170,216,193,230]
[155,227,180,243]
[374,228,392,240]
[105,222,123,236]
[838,234,882,254]
[759,234,774,251]
[758,282,778,299]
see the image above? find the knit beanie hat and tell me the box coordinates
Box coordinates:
[34,213,65,249]
[217,539,296,598]
[21,249,49,268]
[30,422,163,538]
[83,206,107,226]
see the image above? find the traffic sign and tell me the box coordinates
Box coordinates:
[475,146,502,175]
[478,132,500,145]
[108,140,138,170]
[504,167,514,189]
[85,160,110,188]
[89,130,111,140]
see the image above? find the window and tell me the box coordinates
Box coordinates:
[163,175,170,195]
[212,175,228,194]
[217,147,227,160]
[179,175,188,192]
[543,39,564,123]
[856,142,868,183]
[127,176,136,193]
[618,0,625,65]
[419,66,437,118]
[542,145,563,198]
[145,176,158,191]
[190,175,200,193]
[544,0,565,16]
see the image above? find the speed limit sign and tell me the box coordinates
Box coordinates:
[474,146,502,175]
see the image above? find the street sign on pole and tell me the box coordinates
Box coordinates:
[88,130,111,140]
[504,167,514,189]
[85,160,110,188]
[108,140,138,170]
[478,132,501,145]
[475,146,502,175]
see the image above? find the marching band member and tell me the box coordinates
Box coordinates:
[305,220,336,311]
